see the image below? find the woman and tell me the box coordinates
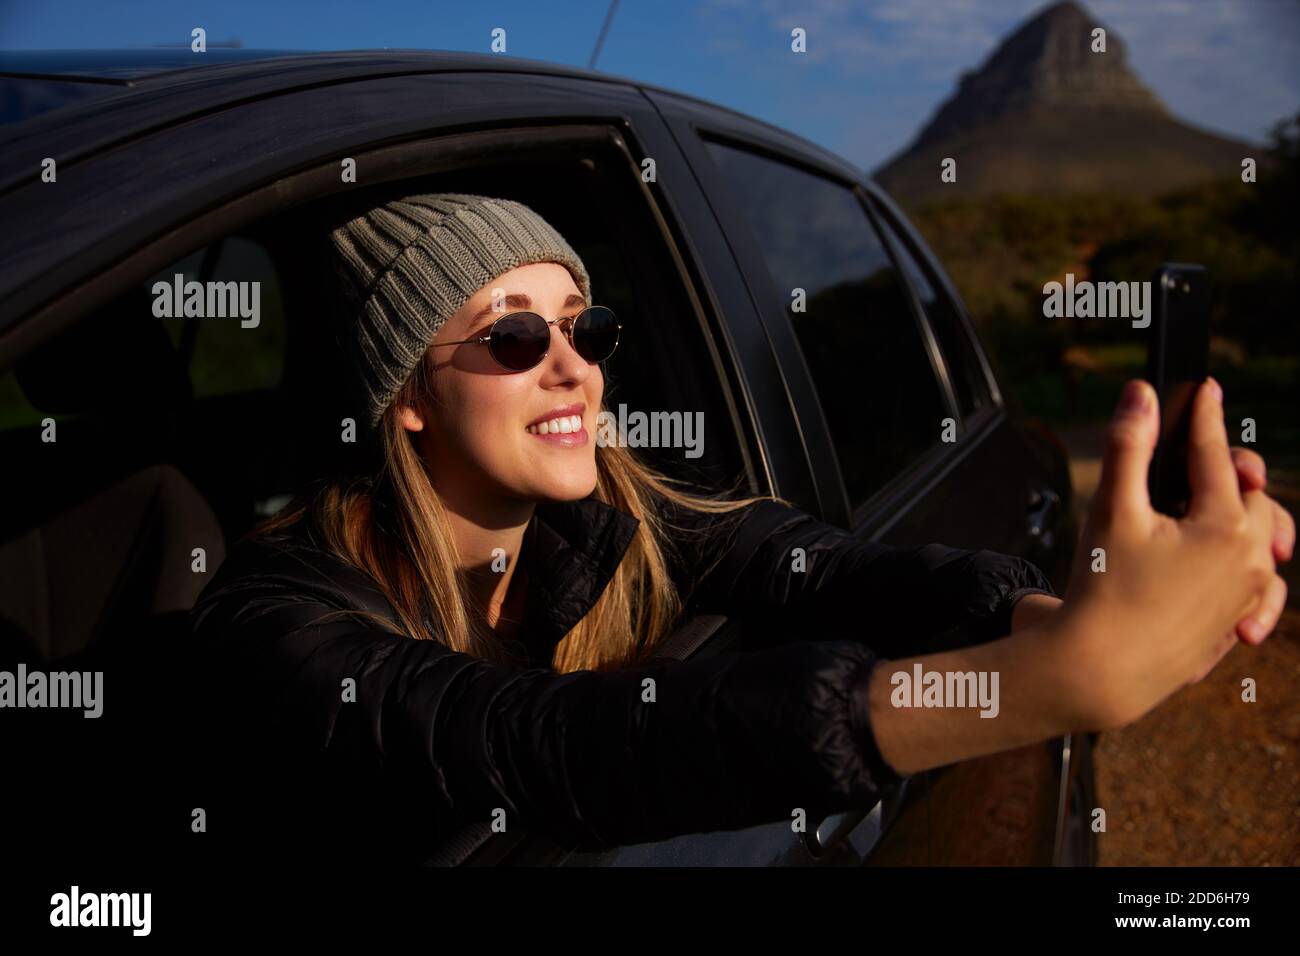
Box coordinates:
[189,192,1292,865]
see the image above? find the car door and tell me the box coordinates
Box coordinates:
[635,90,948,865]
[649,87,1076,865]
[859,189,1079,865]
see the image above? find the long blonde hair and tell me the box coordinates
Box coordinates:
[256,348,787,673]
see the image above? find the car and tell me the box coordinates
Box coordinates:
[0,47,1092,867]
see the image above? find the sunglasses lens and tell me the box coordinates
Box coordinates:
[573,307,620,362]
[490,312,550,370]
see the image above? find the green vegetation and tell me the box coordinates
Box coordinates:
[901,113,1299,471]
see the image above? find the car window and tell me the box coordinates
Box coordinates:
[703,139,950,512]
[870,204,991,420]
[146,237,287,398]
[0,234,283,437]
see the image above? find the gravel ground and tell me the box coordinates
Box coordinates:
[1060,425,1300,866]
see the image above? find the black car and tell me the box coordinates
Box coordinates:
[0,48,1092,866]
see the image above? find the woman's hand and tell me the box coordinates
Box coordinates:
[1009,441,1294,640]
[864,381,1292,777]
[1056,378,1293,732]
[1228,445,1296,576]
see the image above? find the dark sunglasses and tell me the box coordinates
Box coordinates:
[432,306,621,372]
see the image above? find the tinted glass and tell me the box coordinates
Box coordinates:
[873,208,991,419]
[705,140,950,510]
[147,237,287,397]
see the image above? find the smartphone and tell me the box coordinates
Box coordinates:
[1144,263,1212,516]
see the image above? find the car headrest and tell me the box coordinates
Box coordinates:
[15,287,193,416]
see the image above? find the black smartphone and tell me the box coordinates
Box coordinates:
[1145,263,1212,516]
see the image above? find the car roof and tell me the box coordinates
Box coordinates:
[0,49,622,128]
[0,49,313,126]
[0,48,861,176]
[0,48,312,81]
[0,47,875,326]
[0,48,721,125]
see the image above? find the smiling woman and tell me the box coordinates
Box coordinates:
[262,192,764,670]
[185,190,1292,869]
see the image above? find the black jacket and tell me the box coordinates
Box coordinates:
[186,494,1054,865]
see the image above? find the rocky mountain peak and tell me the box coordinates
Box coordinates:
[913,0,1167,150]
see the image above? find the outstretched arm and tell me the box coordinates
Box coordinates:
[676,496,1056,659]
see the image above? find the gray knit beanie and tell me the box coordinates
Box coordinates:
[328,193,593,426]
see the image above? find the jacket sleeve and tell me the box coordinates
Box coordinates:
[670,497,1057,660]
[188,534,906,850]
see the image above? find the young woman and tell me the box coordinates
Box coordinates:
[189,193,1293,865]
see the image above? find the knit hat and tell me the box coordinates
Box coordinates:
[328,193,593,426]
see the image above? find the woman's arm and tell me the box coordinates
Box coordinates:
[675,444,1285,659]
[862,379,1294,776]
[866,621,1079,776]
[677,495,1057,658]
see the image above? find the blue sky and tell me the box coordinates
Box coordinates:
[2,0,1297,172]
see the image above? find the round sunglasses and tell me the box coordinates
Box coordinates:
[432,306,621,372]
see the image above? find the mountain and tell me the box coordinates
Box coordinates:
[873,1,1254,205]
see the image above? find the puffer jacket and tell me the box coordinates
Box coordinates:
[186,493,1054,865]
